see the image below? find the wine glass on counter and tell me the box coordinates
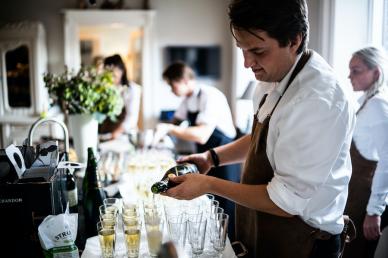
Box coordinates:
[97,221,116,258]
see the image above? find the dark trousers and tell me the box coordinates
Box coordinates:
[309,234,341,258]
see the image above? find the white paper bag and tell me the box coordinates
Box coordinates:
[38,208,79,258]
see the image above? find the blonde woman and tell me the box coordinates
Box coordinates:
[344,46,388,258]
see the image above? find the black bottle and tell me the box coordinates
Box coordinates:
[61,152,78,213]
[83,147,106,238]
[151,163,199,194]
[66,168,78,213]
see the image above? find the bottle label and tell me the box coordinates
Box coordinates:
[67,189,78,207]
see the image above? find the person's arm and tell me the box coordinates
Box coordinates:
[364,103,388,239]
[214,134,251,165]
[177,134,251,174]
[166,173,292,217]
[169,123,214,144]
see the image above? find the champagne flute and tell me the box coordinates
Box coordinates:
[212,213,229,257]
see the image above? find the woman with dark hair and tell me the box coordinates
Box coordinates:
[344,46,388,258]
[98,54,141,140]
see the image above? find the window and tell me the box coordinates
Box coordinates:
[370,0,388,51]
[383,0,388,51]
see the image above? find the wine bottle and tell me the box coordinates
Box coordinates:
[151,163,199,194]
[66,168,78,213]
[83,147,106,238]
[61,152,79,213]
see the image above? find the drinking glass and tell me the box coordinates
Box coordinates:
[99,205,118,220]
[99,204,118,217]
[167,215,187,250]
[123,219,142,258]
[212,213,229,257]
[187,216,207,257]
[104,198,121,213]
[143,199,162,219]
[97,221,116,258]
[202,194,215,214]
[210,207,224,220]
[163,199,184,222]
[184,204,203,223]
[145,215,164,257]
[122,211,140,228]
[122,201,139,217]
[209,200,220,217]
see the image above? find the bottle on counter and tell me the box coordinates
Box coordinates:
[151,163,199,194]
[83,147,106,238]
[66,168,78,213]
[61,151,79,213]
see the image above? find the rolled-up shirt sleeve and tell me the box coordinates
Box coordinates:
[267,97,352,216]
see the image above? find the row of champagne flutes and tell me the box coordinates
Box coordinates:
[96,196,167,258]
[96,194,229,258]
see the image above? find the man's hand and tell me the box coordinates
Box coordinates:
[164,173,210,200]
[363,214,382,240]
[177,151,213,174]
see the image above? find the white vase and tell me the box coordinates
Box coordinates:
[68,114,98,164]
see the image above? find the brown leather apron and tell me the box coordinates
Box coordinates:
[342,134,378,257]
[235,50,320,258]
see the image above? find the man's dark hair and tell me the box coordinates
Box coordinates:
[104,54,129,86]
[162,61,195,82]
[229,0,309,54]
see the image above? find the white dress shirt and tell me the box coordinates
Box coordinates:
[353,88,388,216]
[174,84,236,139]
[122,82,142,133]
[252,51,356,234]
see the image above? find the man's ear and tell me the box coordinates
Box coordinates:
[290,33,302,53]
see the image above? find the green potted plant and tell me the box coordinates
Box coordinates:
[43,66,124,162]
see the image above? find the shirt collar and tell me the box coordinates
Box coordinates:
[274,52,303,96]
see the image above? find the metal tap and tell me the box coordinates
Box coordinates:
[27,117,69,153]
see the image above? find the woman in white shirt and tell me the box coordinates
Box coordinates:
[344,46,388,258]
[98,54,141,139]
